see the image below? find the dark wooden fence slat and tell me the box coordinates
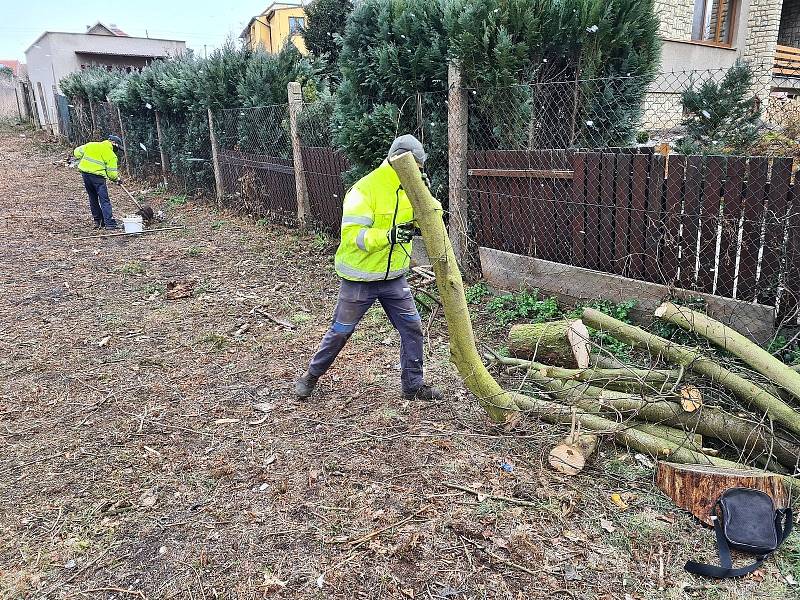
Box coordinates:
[644,155,666,283]
[679,155,704,289]
[614,153,632,277]
[695,156,724,293]
[571,153,587,266]
[598,153,617,273]
[662,155,686,285]
[715,157,746,299]
[737,158,769,301]
[584,153,602,270]
[629,154,649,279]
[759,157,793,306]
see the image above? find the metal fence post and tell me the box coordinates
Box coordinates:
[288,81,310,226]
[207,107,224,207]
[154,110,168,186]
[115,105,131,180]
[447,63,477,274]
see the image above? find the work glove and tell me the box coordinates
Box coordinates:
[114,178,123,185]
[387,222,415,245]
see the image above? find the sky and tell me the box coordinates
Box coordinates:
[0,0,272,61]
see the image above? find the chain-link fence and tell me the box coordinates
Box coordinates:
[296,98,347,234]
[214,104,297,224]
[466,67,800,342]
[50,63,800,341]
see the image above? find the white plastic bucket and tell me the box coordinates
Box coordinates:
[122,215,144,234]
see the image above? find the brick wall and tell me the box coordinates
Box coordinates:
[654,0,695,40]
[779,0,800,46]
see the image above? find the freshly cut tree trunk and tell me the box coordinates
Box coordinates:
[509,320,590,368]
[390,152,517,422]
[532,363,678,390]
[633,423,702,450]
[655,462,789,526]
[489,356,800,471]
[656,302,800,401]
[549,433,599,475]
[582,308,800,437]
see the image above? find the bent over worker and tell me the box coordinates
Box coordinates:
[73,134,123,229]
[295,135,443,401]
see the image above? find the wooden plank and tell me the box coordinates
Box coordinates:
[758,157,793,306]
[644,155,666,284]
[737,158,769,302]
[715,157,746,299]
[614,153,632,277]
[696,156,725,294]
[629,154,649,279]
[571,152,587,266]
[680,155,703,289]
[598,153,616,273]
[479,247,775,344]
[662,155,686,286]
[584,153,602,270]
[467,168,574,179]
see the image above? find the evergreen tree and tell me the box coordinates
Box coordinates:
[334,0,448,188]
[444,0,661,149]
[679,62,761,155]
[303,0,353,77]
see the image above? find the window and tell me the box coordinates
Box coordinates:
[693,0,738,46]
[288,16,305,35]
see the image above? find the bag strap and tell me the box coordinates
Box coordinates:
[684,512,767,579]
[776,507,793,545]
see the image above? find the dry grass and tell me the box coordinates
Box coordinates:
[0,124,796,599]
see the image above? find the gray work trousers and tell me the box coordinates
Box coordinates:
[307,276,424,394]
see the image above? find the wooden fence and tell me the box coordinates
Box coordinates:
[302,146,348,234]
[469,150,799,314]
[217,149,297,222]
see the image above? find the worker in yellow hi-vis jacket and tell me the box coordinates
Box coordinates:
[295,134,443,402]
[73,134,123,229]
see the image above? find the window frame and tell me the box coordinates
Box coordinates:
[692,0,739,47]
[288,16,305,35]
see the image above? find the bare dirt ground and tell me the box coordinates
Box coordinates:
[1,125,797,600]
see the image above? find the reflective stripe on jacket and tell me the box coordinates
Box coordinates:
[73,140,119,181]
[334,160,420,282]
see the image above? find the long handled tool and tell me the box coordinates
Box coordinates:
[118,183,154,222]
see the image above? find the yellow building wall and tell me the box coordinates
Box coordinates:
[247,7,308,54]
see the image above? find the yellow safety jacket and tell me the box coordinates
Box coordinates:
[73,140,119,181]
[335,160,428,282]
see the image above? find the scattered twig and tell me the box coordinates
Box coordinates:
[80,587,146,599]
[443,482,542,509]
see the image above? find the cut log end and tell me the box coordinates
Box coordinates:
[655,461,788,526]
[548,433,598,475]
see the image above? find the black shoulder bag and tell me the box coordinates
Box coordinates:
[685,488,793,579]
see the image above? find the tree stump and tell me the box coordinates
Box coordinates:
[655,462,788,526]
[509,320,590,368]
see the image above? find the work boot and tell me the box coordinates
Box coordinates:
[93,221,103,229]
[403,384,443,401]
[295,370,319,399]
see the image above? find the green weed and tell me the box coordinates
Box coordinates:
[198,333,227,351]
[485,289,560,326]
[211,220,227,230]
[186,246,204,258]
[116,261,146,276]
[465,281,491,305]
[166,194,187,208]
